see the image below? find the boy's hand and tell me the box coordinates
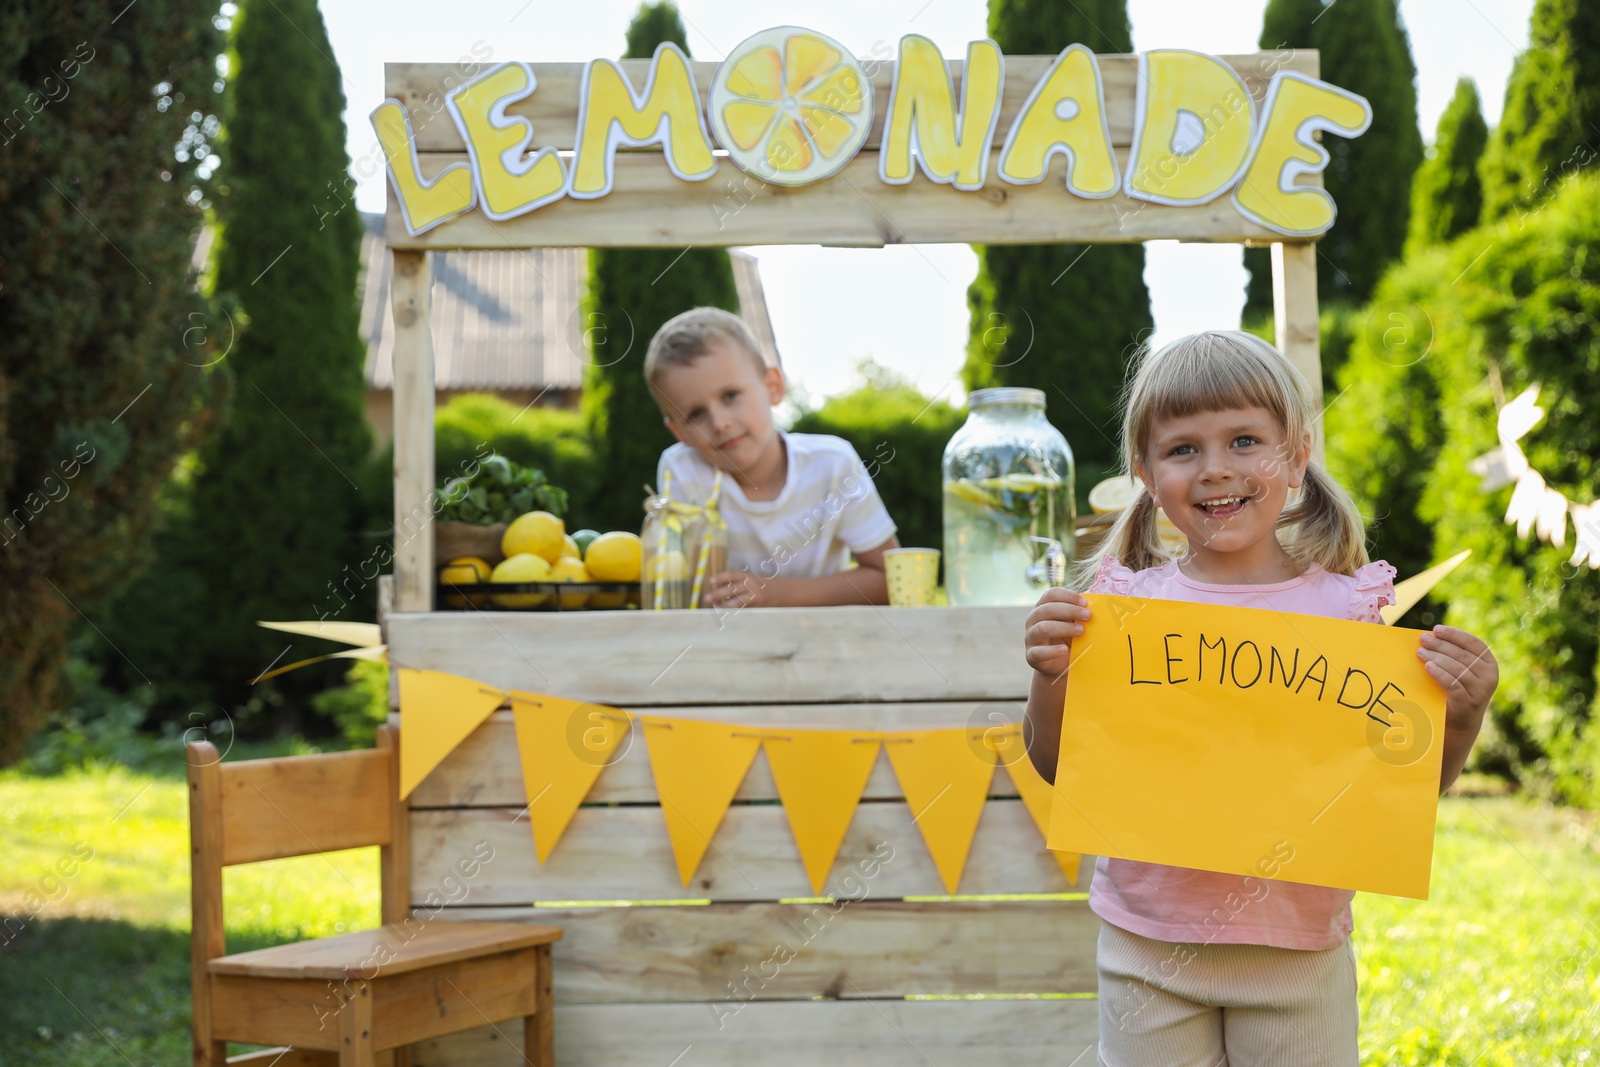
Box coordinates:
[705,570,773,609]
[1419,625,1498,730]
[1025,588,1090,677]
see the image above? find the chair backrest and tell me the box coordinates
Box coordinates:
[187,724,410,968]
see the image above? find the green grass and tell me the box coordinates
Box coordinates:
[2,764,1597,1065]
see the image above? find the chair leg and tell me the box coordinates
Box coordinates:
[524,943,554,1067]
[338,979,377,1067]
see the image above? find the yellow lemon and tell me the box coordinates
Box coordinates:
[561,533,582,560]
[1089,474,1143,515]
[548,556,590,610]
[653,549,690,583]
[439,556,491,608]
[490,553,551,608]
[709,28,873,187]
[502,511,565,564]
[585,531,643,582]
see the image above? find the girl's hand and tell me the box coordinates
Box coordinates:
[1419,625,1498,730]
[1025,588,1091,677]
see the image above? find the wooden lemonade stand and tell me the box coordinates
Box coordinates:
[376,35,1349,1066]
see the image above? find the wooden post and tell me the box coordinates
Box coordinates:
[390,249,435,613]
[1271,241,1324,464]
[188,743,227,1067]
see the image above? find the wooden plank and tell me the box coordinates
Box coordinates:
[208,921,559,980]
[388,52,1319,153]
[1272,241,1324,463]
[408,705,1031,808]
[188,743,228,1067]
[390,249,435,613]
[371,948,540,1051]
[410,798,1078,903]
[411,998,1100,1067]
[377,726,410,925]
[218,750,391,867]
[386,605,1033,705]
[529,943,554,1067]
[446,899,1098,1002]
[210,975,341,1051]
[385,148,1310,249]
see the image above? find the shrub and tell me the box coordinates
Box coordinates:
[433,394,599,521]
[791,362,964,554]
[1330,173,1600,804]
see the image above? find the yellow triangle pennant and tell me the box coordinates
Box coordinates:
[510,692,629,863]
[764,730,881,894]
[994,730,1083,886]
[397,668,507,799]
[641,716,763,886]
[885,728,997,894]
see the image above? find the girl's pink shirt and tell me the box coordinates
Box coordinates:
[1083,554,1399,951]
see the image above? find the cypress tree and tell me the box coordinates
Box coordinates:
[1243,0,1324,316]
[1406,78,1488,253]
[108,0,375,723]
[582,3,740,533]
[965,0,1152,482]
[0,1,227,762]
[1479,0,1600,223]
[1244,0,1423,313]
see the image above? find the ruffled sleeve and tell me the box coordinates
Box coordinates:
[1347,559,1398,623]
[1089,555,1137,595]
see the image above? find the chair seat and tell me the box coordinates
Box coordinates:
[208,920,562,980]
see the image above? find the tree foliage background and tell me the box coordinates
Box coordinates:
[0,1,228,764]
[1244,0,1423,324]
[103,0,380,731]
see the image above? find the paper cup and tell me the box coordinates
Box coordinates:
[884,548,941,607]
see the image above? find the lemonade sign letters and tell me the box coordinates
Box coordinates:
[372,29,1371,238]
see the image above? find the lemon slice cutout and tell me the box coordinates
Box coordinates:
[726,47,781,100]
[709,27,874,187]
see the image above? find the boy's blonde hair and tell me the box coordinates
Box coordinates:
[644,307,776,412]
[1075,330,1371,586]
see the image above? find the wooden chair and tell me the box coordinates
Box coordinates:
[188,724,561,1067]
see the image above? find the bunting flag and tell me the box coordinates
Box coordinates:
[884,728,997,894]
[641,715,764,886]
[763,730,881,894]
[995,731,1084,886]
[510,692,629,863]
[397,668,507,798]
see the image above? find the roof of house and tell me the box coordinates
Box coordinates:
[357,214,780,392]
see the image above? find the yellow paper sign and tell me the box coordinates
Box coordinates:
[1046,594,1446,899]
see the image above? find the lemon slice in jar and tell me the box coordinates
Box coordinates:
[709,27,874,187]
[1089,475,1144,515]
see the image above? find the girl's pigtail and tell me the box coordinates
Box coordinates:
[1071,484,1169,590]
[1279,461,1370,576]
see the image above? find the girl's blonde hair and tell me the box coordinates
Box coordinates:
[1073,330,1371,586]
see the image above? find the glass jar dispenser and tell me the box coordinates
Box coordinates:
[942,387,1076,606]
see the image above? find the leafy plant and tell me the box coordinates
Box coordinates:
[438,454,568,525]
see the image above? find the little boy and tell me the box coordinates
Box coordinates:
[646,306,900,608]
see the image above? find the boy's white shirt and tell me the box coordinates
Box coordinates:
[656,432,897,580]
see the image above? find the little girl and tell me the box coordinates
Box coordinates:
[1023,330,1497,1066]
